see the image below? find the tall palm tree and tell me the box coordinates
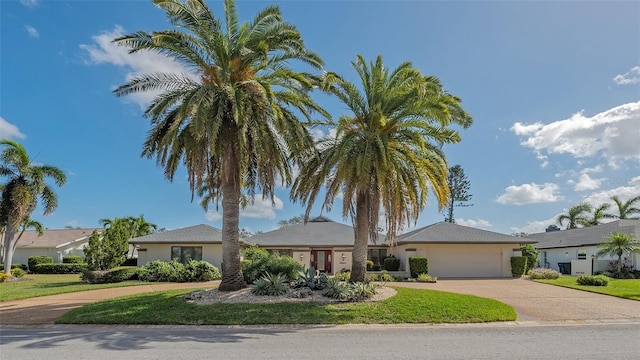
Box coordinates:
[585,203,614,227]
[557,203,591,229]
[0,140,66,274]
[292,55,472,282]
[596,232,639,273]
[113,0,327,290]
[607,195,640,220]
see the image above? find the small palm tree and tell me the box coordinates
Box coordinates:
[607,195,640,220]
[114,0,327,290]
[557,203,591,229]
[596,232,640,273]
[292,55,472,282]
[0,140,66,274]
[585,203,614,227]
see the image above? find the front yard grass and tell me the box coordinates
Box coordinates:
[56,286,517,325]
[0,274,145,302]
[534,277,640,301]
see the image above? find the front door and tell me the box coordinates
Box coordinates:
[310,249,332,273]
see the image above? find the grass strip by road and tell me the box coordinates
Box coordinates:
[534,277,640,301]
[0,274,145,302]
[57,286,516,325]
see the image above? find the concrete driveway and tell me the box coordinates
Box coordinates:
[392,278,640,322]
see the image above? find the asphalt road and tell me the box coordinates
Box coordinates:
[2,322,639,359]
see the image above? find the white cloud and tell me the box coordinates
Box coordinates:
[581,177,640,208]
[511,102,640,167]
[613,66,640,85]
[0,117,26,140]
[496,183,562,205]
[20,0,38,8]
[569,173,603,191]
[456,218,492,229]
[80,25,195,108]
[205,195,284,221]
[510,216,558,235]
[25,25,39,38]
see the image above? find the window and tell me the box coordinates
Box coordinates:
[367,249,387,266]
[171,246,202,263]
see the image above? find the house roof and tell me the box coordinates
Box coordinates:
[527,220,639,249]
[397,221,534,245]
[130,224,253,245]
[15,228,101,249]
[249,216,386,247]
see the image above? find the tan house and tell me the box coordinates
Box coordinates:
[8,228,101,267]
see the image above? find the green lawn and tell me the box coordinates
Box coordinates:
[535,277,640,301]
[0,274,146,302]
[57,286,517,325]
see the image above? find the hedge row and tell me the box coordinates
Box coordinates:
[33,263,88,274]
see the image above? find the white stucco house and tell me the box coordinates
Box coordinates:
[8,228,101,266]
[527,220,640,276]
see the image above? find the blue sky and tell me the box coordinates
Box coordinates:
[1,0,639,236]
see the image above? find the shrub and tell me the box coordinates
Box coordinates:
[521,244,538,272]
[334,271,350,281]
[383,257,400,271]
[577,275,609,286]
[138,260,219,282]
[183,260,221,281]
[33,263,87,274]
[0,273,11,283]
[408,257,428,278]
[81,270,108,283]
[322,277,353,301]
[510,256,528,277]
[11,268,27,278]
[350,282,378,301]
[364,273,379,283]
[0,263,27,271]
[417,273,437,283]
[138,260,177,282]
[366,260,374,271]
[120,258,138,267]
[63,255,84,264]
[28,256,53,271]
[379,270,394,282]
[527,267,560,280]
[251,272,289,296]
[242,248,301,283]
[294,266,329,290]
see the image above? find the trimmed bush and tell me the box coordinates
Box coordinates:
[408,257,428,278]
[28,256,53,271]
[63,255,84,264]
[521,244,538,272]
[510,256,528,277]
[139,260,220,282]
[33,263,88,274]
[242,247,301,283]
[383,257,400,271]
[82,267,140,284]
[527,267,560,280]
[11,268,27,278]
[577,275,609,286]
[0,263,27,271]
[138,260,176,282]
[183,260,221,281]
[0,273,11,283]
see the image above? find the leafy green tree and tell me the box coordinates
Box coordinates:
[520,244,538,272]
[0,140,66,274]
[83,229,128,271]
[443,164,473,223]
[114,0,326,291]
[277,214,304,228]
[607,195,640,220]
[292,55,472,282]
[99,215,157,259]
[557,203,591,229]
[596,232,640,273]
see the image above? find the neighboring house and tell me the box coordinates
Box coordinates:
[8,228,101,267]
[129,224,254,267]
[248,216,388,274]
[527,220,640,276]
[394,222,535,278]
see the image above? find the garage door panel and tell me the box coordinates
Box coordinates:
[426,246,502,278]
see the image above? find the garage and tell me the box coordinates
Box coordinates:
[423,244,504,278]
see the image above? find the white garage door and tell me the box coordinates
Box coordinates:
[426,245,503,278]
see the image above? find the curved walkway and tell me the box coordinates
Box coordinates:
[2,278,639,325]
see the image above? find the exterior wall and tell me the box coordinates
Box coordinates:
[540,246,639,274]
[135,243,223,268]
[13,242,87,266]
[261,247,355,275]
[395,243,516,278]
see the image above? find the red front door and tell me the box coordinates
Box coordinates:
[310,249,332,273]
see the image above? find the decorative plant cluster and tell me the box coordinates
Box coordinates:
[577,275,609,286]
[241,247,302,283]
[527,267,561,280]
[408,257,429,278]
[294,266,330,290]
[137,260,221,282]
[510,256,528,277]
[417,273,437,283]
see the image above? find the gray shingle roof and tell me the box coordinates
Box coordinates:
[527,220,639,249]
[249,216,386,247]
[397,222,533,244]
[15,228,102,249]
[130,224,228,244]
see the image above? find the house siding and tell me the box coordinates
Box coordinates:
[136,243,223,268]
[13,243,87,266]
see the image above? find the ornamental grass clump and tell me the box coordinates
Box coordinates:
[527,267,561,280]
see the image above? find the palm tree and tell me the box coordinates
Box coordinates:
[292,55,472,282]
[0,140,66,274]
[113,0,327,290]
[596,232,639,273]
[557,203,591,229]
[607,195,640,220]
[585,203,614,226]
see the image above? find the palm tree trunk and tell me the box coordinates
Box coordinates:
[218,135,247,292]
[3,219,17,275]
[350,192,369,283]
[617,254,622,273]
